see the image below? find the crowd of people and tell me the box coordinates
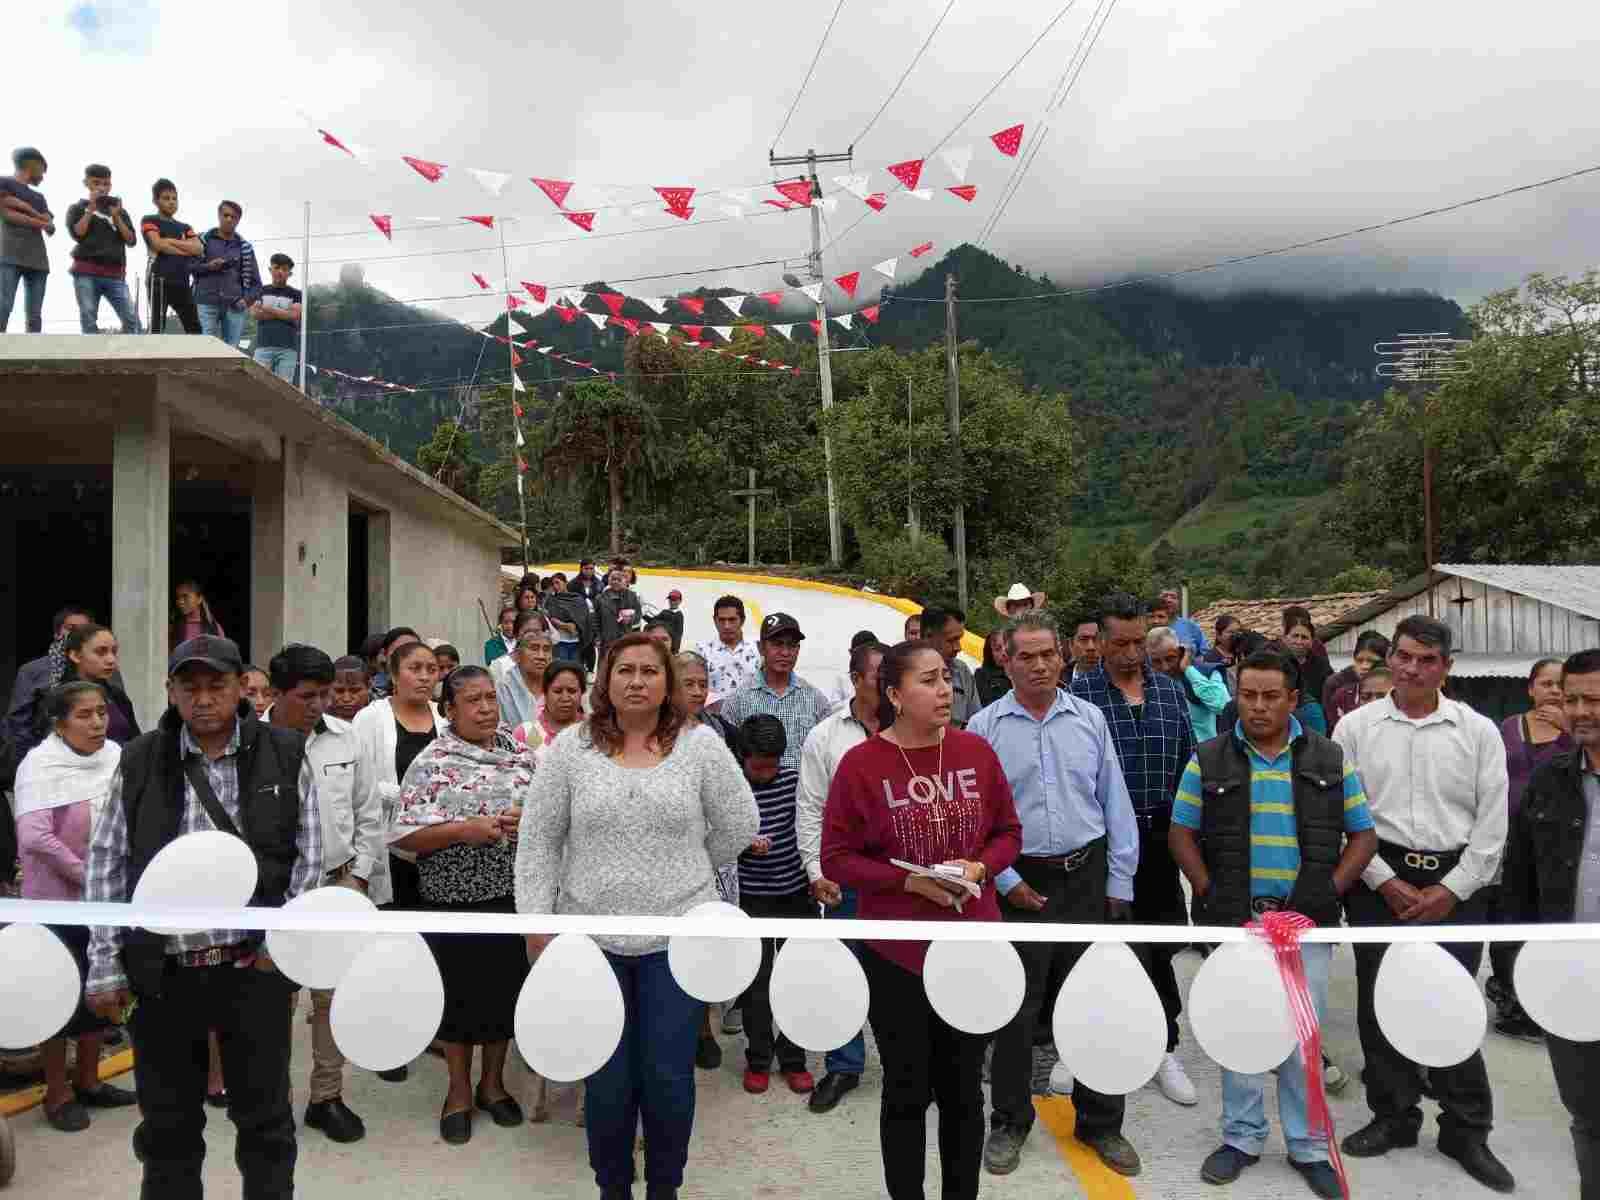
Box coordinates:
[1,147,303,381]
[0,565,1597,1200]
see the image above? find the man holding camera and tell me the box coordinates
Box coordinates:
[63,163,140,334]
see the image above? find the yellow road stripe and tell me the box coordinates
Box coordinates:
[1034,1095,1138,1200]
[0,1047,135,1117]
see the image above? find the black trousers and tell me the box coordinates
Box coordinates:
[147,275,202,334]
[862,945,987,1200]
[737,890,813,1073]
[1480,885,1520,990]
[1131,822,1187,1051]
[1345,880,1494,1144]
[1548,1034,1600,1199]
[128,960,298,1200]
[990,841,1124,1140]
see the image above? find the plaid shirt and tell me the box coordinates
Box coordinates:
[717,673,833,772]
[84,719,323,995]
[1069,663,1196,820]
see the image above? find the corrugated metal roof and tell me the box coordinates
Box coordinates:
[1190,591,1390,640]
[1435,564,1600,621]
[1330,651,1560,678]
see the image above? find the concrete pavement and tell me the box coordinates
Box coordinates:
[9,948,1580,1198]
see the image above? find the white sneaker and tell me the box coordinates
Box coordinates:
[1155,1052,1198,1106]
[1049,1061,1074,1095]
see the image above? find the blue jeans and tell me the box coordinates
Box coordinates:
[0,263,47,332]
[553,641,580,662]
[824,887,867,1076]
[197,302,245,346]
[252,346,298,382]
[586,951,700,1190]
[1221,941,1332,1163]
[72,273,139,333]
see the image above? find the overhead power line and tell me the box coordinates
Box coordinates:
[852,0,959,147]
[771,0,849,153]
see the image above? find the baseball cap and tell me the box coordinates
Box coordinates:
[667,589,682,601]
[760,613,805,641]
[169,634,245,677]
[12,146,46,169]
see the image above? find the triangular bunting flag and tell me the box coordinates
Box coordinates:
[873,258,898,280]
[511,349,524,366]
[907,188,933,200]
[678,297,705,316]
[679,325,703,341]
[886,159,924,190]
[507,296,525,311]
[763,198,801,211]
[713,326,734,341]
[638,297,667,314]
[402,155,445,182]
[585,312,606,329]
[516,426,525,446]
[861,305,880,324]
[561,288,586,307]
[467,167,511,195]
[614,317,641,336]
[990,123,1025,157]
[369,214,393,240]
[800,282,823,303]
[319,130,354,157]
[471,273,490,290]
[561,211,596,232]
[664,204,694,220]
[948,185,978,202]
[771,324,793,340]
[833,173,870,199]
[834,313,854,330]
[598,292,626,317]
[516,455,527,473]
[745,324,766,339]
[531,177,574,208]
[938,145,974,182]
[722,295,746,317]
[514,403,524,418]
[462,215,495,228]
[910,241,934,257]
[522,281,547,303]
[864,193,888,212]
[774,179,814,206]
[537,345,554,354]
[809,320,821,335]
[834,271,860,299]
[555,306,579,324]
[649,322,673,336]
[515,474,523,495]
[758,291,784,307]
[654,186,695,210]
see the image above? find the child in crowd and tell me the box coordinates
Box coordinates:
[329,655,371,722]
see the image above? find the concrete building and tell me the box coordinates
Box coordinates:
[1,336,517,721]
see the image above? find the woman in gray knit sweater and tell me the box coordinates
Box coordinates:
[517,633,759,1200]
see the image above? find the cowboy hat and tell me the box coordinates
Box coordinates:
[993,582,1048,619]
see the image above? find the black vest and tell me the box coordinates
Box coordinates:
[117,702,306,997]
[1192,727,1348,928]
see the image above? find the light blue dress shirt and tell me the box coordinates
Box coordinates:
[967,689,1140,901]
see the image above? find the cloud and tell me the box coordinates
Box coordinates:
[65,0,156,55]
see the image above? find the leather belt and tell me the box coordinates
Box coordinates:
[1250,896,1285,915]
[170,942,253,968]
[1378,839,1461,877]
[1019,843,1096,873]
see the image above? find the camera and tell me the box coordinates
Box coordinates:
[93,194,120,212]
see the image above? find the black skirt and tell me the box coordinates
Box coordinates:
[422,895,529,1046]
[48,924,112,1039]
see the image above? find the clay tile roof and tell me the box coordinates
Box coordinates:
[1189,591,1391,640]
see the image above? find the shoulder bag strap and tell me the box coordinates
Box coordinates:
[182,753,248,842]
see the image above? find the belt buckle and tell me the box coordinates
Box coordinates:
[1062,847,1091,872]
[1404,852,1441,871]
[1251,896,1284,915]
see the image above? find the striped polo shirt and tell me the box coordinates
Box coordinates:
[738,767,808,896]
[1171,717,1374,900]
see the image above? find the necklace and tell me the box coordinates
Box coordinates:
[893,728,946,820]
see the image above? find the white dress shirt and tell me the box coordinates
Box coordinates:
[304,714,385,886]
[1333,692,1509,900]
[795,700,872,883]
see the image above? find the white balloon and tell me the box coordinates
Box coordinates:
[770,937,869,1052]
[0,924,82,1049]
[266,886,379,989]
[1374,941,1486,1067]
[1188,939,1299,1075]
[667,901,763,1003]
[330,933,443,1072]
[1053,942,1166,1095]
[1515,940,1600,1042]
[516,933,625,1082]
[923,939,1025,1034]
[132,830,257,935]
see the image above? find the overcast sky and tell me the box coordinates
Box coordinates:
[15,0,1600,339]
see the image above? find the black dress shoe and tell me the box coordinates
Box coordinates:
[599,1187,632,1200]
[43,1101,91,1132]
[808,1073,859,1114]
[439,1109,472,1145]
[1341,1119,1419,1158]
[77,1083,138,1108]
[695,1034,722,1071]
[475,1092,525,1128]
[1440,1140,1515,1193]
[377,1065,409,1082]
[305,1098,367,1143]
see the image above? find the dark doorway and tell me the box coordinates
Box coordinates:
[348,506,370,656]
[171,481,252,661]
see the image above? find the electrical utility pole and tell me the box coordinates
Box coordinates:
[1375,332,1469,617]
[729,469,774,567]
[945,272,968,614]
[770,146,852,567]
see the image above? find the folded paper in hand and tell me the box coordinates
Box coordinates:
[891,860,981,913]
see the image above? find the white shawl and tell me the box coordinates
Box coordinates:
[14,732,121,825]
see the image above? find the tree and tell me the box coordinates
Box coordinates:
[1333,270,1600,568]
[415,420,480,503]
[541,379,664,556]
